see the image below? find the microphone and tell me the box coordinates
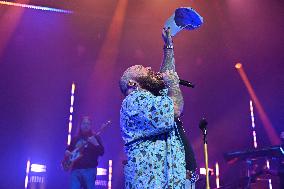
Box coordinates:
[179,79,195,88]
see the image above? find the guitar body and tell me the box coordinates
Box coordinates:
[62,141,87,171]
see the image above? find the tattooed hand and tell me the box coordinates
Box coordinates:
[162,70,179,88]
[162,27,173,46]
[160,27,175,72]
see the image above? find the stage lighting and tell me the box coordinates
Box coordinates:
[31,164,46,173]
[25,160,47,189]
[0,1,73,14]
[235,63,242,69]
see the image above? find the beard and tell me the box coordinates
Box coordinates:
[136,75,166,96]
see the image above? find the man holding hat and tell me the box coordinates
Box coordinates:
[119,7,203,189]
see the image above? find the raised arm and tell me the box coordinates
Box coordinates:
[160,28,175,72]
[160,28,184,117]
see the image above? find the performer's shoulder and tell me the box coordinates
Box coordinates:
[123,90,151,102]
[121,90,152,110]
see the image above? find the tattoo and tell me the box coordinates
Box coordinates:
[168,84,184,117]
[160,45,183,116]
[160,48,175,72]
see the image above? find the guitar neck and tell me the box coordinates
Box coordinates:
[94,120,111,136]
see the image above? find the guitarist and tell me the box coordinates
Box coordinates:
[64,116,104,189]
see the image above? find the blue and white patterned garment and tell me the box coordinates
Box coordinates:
[120,89,186,189]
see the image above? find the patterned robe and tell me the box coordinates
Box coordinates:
[120,89,186,189]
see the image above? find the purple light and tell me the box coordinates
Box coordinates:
[0,1,73,14]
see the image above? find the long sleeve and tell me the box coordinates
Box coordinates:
[66,137,76,151]
[89,135,104,156]
[96,136,104,156]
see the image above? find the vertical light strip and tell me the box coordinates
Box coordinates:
[268,179,273,189]
[67,82,75,145]
[215,162,220,188]
[266,160,273,189]
[250,100,258,148]
[266,159,270,170]
[24,159,30,189]
[108,160,113,189]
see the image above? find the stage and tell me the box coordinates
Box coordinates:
[0,0,283,188]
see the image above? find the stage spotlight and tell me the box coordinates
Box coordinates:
[0,1,73,13]
[25,160,47,189]
[235,63,242,69]
[200,167,214,175]
[31,164,46,173]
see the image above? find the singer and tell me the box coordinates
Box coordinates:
[119,28,187,188]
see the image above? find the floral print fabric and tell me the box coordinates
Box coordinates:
[120,89,186,189]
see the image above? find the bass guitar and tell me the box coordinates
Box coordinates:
[61,120,111,171]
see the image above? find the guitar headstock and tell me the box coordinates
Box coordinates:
[105,120,112,125]
[95,120,112,136]
[102,120,111,128]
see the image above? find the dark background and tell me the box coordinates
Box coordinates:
[0,0,283,188]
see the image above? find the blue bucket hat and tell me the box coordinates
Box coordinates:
[164,7,204,36]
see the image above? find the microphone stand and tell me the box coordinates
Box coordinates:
[199,118,210,189]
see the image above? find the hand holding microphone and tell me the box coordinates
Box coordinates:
[160,70,195,88]
[160,27,195,89]
[162,70,180,88]
[179,79,195,88]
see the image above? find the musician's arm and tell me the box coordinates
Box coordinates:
[64,140,74,159]
[163,70,184,117]
[160,28,175,72]
[96,136,104,155]
[88,135,104,156]
[64,139,75,157]
[65,150,71,156]
[160,28,184,117]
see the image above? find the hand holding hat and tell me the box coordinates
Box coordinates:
[162,27,173,48]
[164,7,204,37]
